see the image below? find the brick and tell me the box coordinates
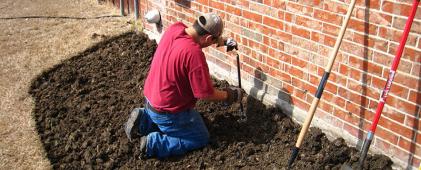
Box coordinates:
[196,0,209,5]
[378,117,413,140]
[348,56,364,71]
[374,138,392,154]
[347,79,365,93]
[372,51,394,68]
[345,95,370,112]
[286,2,314,16]
[378,27,418,47]
[285,12,293,22]
[411,158,421,170]
[301,0,322,7]
[381,108,405,124]
[395,97,418,116]
[273,0,286,9]
[296,15,322,30]
[366,61,383,78]
[242,61,253,74]
[314,9,342,25]
[292,95,310,111]
[278,52,292,64]
[294,83,310,103]
[322,23,340,36]
[405,115,421,136]
[259,43,269,54]
[325,82,338,95]
[277,71,292,84]
[288,65,304,78]
[291,55,307,68]
[376,126,399,144]
[304,81,318,96]
[352,34,389,53]
[394,72,419,90]
[408,90,421,104]
[225,4,241,16]
[276,30,293,42]
[261,25,278,38]
[250,2,278,18]
[212,57,231,71]
[209,0,224,10]
[389,44,421,63]
[356,0,380,10]
[398,137,421,156]
[387,145,412,165]
[270,38,281,50]
[311,32,336,47]
[343,123,360,138]
[292,37,318,52]
[347,19,378,35]
[330,71,348,87]
[243,10,263,23]
[389,83,409,99]
[323,0,348,15]
[341,41,365,57]
[382,0,415,17]
[263,16,283,29]
[335,96,347,109]
[349,66,365,82]
[355,9,392,26]
[410,62,420,78]
[291,26,310,39]
[393,17,421,35]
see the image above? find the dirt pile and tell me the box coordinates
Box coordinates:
[29,32,392,169]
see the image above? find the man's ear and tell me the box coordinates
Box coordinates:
[204,34,214,42]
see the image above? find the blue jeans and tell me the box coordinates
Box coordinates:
[134,104,209,158]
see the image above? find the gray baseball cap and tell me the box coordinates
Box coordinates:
[197,12,224,37]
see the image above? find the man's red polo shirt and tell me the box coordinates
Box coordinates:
[143,22,214,113]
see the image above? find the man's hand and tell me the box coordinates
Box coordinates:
[224,38,238,52]
[225,87,243,105]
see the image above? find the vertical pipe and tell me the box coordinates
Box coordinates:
[134,0,139,20]
[120,0,124,16]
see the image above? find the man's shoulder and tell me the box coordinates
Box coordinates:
[168,22,187,30]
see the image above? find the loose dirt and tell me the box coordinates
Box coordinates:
[0,0,133,169]
[29,32,393,169]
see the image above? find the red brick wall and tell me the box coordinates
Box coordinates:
[108,0,421,168]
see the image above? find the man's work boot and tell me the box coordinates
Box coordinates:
[124,108,143,142]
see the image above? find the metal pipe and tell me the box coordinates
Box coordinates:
[120,0,124,16]
[134,0,139,20]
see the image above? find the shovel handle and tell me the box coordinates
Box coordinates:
[236,54,246,120]
[236,54,242,88]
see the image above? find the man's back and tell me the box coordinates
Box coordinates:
[144,22,214,113]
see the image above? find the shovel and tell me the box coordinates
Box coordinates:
[287,0,356,168]
[341,0,420,169]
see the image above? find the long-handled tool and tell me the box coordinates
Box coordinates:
[236,53,247,122]
[354,0,419,169]
[287,0,356,168]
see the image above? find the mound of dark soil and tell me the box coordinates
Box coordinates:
[29,32,392,169]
